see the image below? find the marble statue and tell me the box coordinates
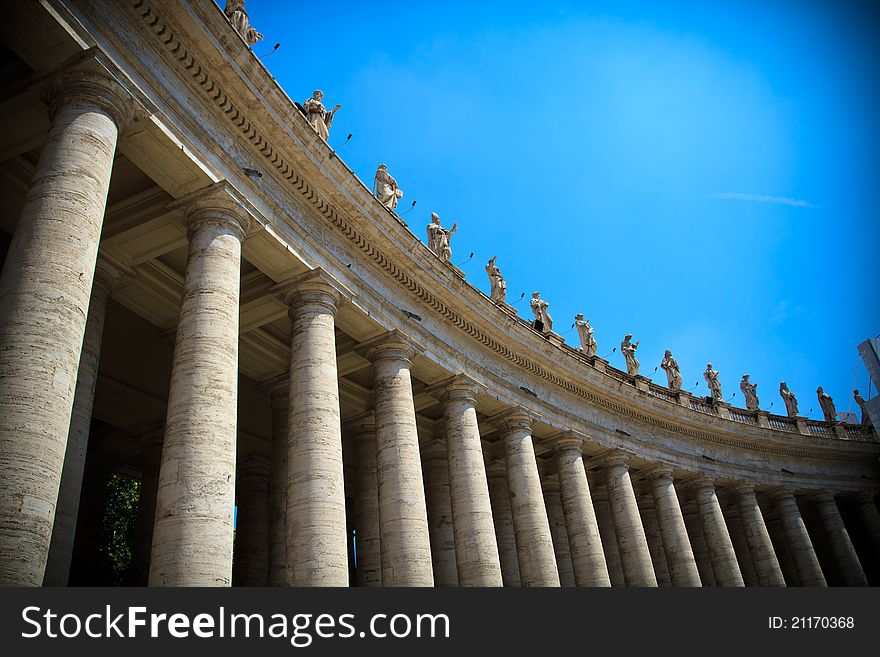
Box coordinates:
[426,213,457,262]
[373,164,403,210]
[485,256,506,304]
[704,363,722,403]
[660,350,682,391]
[224,0,263,45]
[817,386,837,423]
[302,90,341,142]
[621,334,640,376]
[575,314,597,357]
[779,381,799,417]
[854,389,869,427]
[530,292,553,334]
[740,374,759,411]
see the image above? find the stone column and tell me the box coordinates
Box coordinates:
[811,493,867,586]
[731,483,786,586]
[43,255,132,586]
[690,477,744,586]
[485,460,521,587]
[259,375,288,587]
[591,475,627,586]
[772,491,826,587]
[554,437,610,587]
[637,489,671,586]
[128,427,164,586]
[360,331,433,586]
[681,498,715,586]
[0,65,132,586]
[275,269,349,587]
[421,441,458,587]
[435,375,502,586]
[853,493,880,562]
[232,455,270,586]
[543,475,577,587]
[600,452,657,587]
[149,191,250,587]
[348,415,381,587]
[645,467,701,587]
[723,501,759,586]
[499,409,560,587]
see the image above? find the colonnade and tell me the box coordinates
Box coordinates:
[0,64,878,589]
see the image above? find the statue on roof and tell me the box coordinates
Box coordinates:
[225,1,263,46]
[302,90,341,141]
[530,292,553,334]
[853,389,869,427]
[621,334,640,376]
[575,314,597,357]
[427,212,457,262]
[739,374,759,411]
[779,381,799,417]
[817,386,836,423]
[661,349,682,391]
[373,164,403,211]
[704,363,723,403]
[486,256,506,303]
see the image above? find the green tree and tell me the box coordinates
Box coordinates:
[99,474,141,585]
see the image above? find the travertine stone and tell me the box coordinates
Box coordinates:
[128,427,164,586]
[723,502,759,586]
[421,442,458,587]
[811,493,867,586]
[772,491,826,587]
[681,498,715,586]
[591,476,627,586]
[275,269,349,587]
[302,90,340,141]
[436,375,502,586]
[349,415,381,587]
[690,477,744,586]
[816,387,837,423]
[645,467,701,587]
[704,364,723,403]
[498,409,560,587]
[0,66,132,586]
[259,375,288,587]
[853,493,880,561]
[554,438,610,587]
[762,506,799,585]
[637,490,671,586]
[44,255,131,586]
[543,475,576,587]
[149,196,250,587]
[232,455,270,586]
[600,453,657,587]
[731,483,786,586]
[485,460,521,587]
[360,331,434,586]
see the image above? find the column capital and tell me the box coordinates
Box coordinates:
[589,448,633,470]
[766,487,797,502]
[678,473,716,492]
[851,491,878,506]
[492,406,537,435]
[807,490,837,504]
[356,329,423,364]
[552,431,584,456]
[93,252,135,294]
[637,463,675,481]
[172,181,259,242]
[132,422,165,452]
[344,411,376,439]
[424,373,487,403]
[257,372,289,402]
[728,481,756,496]
[272,267,350,313]
[45,56,135,128]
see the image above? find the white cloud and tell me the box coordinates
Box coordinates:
[712,192,817,208]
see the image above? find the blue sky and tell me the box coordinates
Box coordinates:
[241,0,879,420]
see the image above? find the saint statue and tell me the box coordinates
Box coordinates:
[660,349,682,391]
[740,374,759,411]
[704,363,723,403]
[530,292,553,334]
[302,90,341,141]
[817,386,836,423]
[575,314,597,357]
[853,389,869,427]
[224,0,263,45]
[485,256,506,303]
[426,212,457,262]
[373,164,403,210]
[621,334,640,376]
[779,381,799,418]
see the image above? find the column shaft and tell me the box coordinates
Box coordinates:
[774,492,825,587]
[0,69,130,585]
[649,470,701,586]
[681,499,715,586]
[723,503,759,586]
[603,456,657,586]
[813,494,867,586]
[637,491,671,586]
[732,485,785,586]
[128,429,163,586]
[352,419,381,587]
[263,378,288,587]
[543,477,576,587]
[591,478,627,586]
[422,447,458,586]
[692,479,744,586]
[486,461,521,586]
[232,456,270,586]
[149,202,247,586]
[854,493,880,562]
[555,442,610,587]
